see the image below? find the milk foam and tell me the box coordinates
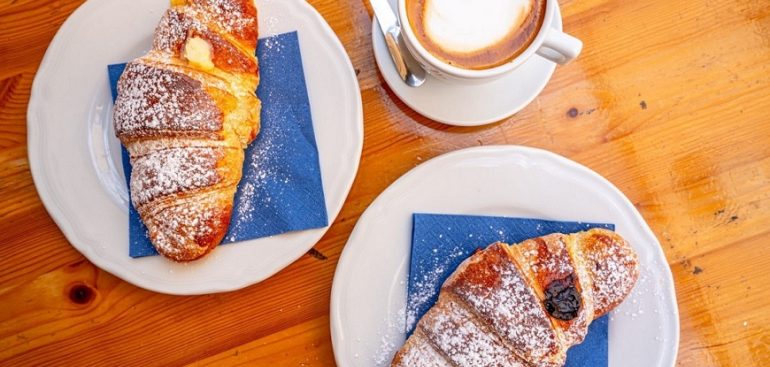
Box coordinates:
[423,0,533,53]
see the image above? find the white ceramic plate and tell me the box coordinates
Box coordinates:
[331,146,679,366]
[27,0,363,295]
[372,0,560,126]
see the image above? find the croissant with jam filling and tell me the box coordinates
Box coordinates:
[392,228,640,367]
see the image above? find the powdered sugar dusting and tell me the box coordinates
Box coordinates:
[149,198,223,258]
[262,33,286,54]
[197,0,255,35]
[447,245,564,365]
[520,236,574,279]
[580,230,640,316]
[371,306,410,366]
[375,332,401,365]
[406,246,468,332]
[130,147,224,206]
[224,132,290,241]
[516,235,591,347]
[619,266,652,322]
[397,224,640,366]
[114,62,222,137]
[114,0,259,260]
[158,0,256,42]
[153,8,192,53]
[418,295,525,366]
[153,6,258,74]
[391,331,450,366]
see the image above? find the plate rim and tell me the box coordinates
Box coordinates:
[27,0,364,295]
[330,145,680,366]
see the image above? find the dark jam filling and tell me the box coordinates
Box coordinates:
[544,274,581,321]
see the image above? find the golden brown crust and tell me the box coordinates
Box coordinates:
[444,243,564,366]
[392,328,453,367]
[154,6,259,75]
[508,234,594,347]
[114,61,225,142]
[186,0,258,50]
[393,229,639,366]
[144,189,235,261]
[113,0,260,262]
[576,229,640,317]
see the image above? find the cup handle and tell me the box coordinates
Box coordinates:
[536,29,583,65]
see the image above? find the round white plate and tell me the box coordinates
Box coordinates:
[27,0,363,295]
[372,1,561,126]
[331,146,679,366]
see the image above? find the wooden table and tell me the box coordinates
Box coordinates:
[1,0,769,365]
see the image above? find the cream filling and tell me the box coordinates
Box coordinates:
[184,37,216,71]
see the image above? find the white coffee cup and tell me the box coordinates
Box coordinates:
[397,0,583,83]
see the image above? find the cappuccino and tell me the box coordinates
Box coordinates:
[406,0,546,70]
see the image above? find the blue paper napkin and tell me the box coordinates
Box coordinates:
[408,213,612,366]
[108,31,328,258]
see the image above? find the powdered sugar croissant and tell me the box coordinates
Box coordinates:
[392,228,640,366]
[113,0,260,261]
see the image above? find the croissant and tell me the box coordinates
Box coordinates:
[392,228,640,367]
[113,0,261,261]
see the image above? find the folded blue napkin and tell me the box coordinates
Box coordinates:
[409,213,612,366]
[108,31,328,258]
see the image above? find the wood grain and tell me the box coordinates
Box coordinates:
[1,0,769,365]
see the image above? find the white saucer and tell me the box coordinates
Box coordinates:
[330,146,679,366]
[372,2,562,126]
[27,0,363,295]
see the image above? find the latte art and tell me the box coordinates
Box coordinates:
[407,0,546,70]
[424,0,532,53]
